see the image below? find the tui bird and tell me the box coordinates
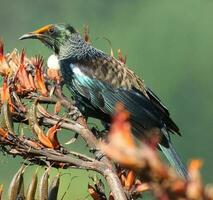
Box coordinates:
[20,24,188,178]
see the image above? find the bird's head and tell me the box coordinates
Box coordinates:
[19,24,77,54]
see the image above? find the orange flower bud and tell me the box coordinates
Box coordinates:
[33,56,48,96]
[47,124,60,149]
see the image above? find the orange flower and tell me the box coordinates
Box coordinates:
[47,123,61,149]
[1,78,9,103]
[17,50,34,91]
[188,159,203,172]
[0,40,10,76]
[99,104,140,168]
[37,131,54,148]
[109,103,135,148]
[28,73,36,89]
[125,170,135,190]
[0,127,8,138]
[186,159,203,199]
[47,69,60,81]
[33,56,48,96]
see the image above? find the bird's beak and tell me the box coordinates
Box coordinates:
[19,32,40,40]
[19,24,52,40]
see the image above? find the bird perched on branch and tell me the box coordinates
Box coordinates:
[20,24,188,178]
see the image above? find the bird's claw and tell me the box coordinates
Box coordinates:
[89,148,105,161]
[95,151,105,161]
[68,105,82,121]
[91,127,108,139]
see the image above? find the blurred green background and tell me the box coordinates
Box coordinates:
[1,0,213,199]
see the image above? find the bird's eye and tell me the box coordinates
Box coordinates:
[48,27,55,34]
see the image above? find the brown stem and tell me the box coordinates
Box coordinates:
[42,117,127,200]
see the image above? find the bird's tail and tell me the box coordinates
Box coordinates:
[159,129,189,180]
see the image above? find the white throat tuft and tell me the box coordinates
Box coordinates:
[47,54,60,70]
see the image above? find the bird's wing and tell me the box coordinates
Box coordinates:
[69,59,165,131]
[66,54,179,135]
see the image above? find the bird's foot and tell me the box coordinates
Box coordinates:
[91,127,108,139]
[89,148,105,161]
[68,105,82,121]
[95,151,105,161]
